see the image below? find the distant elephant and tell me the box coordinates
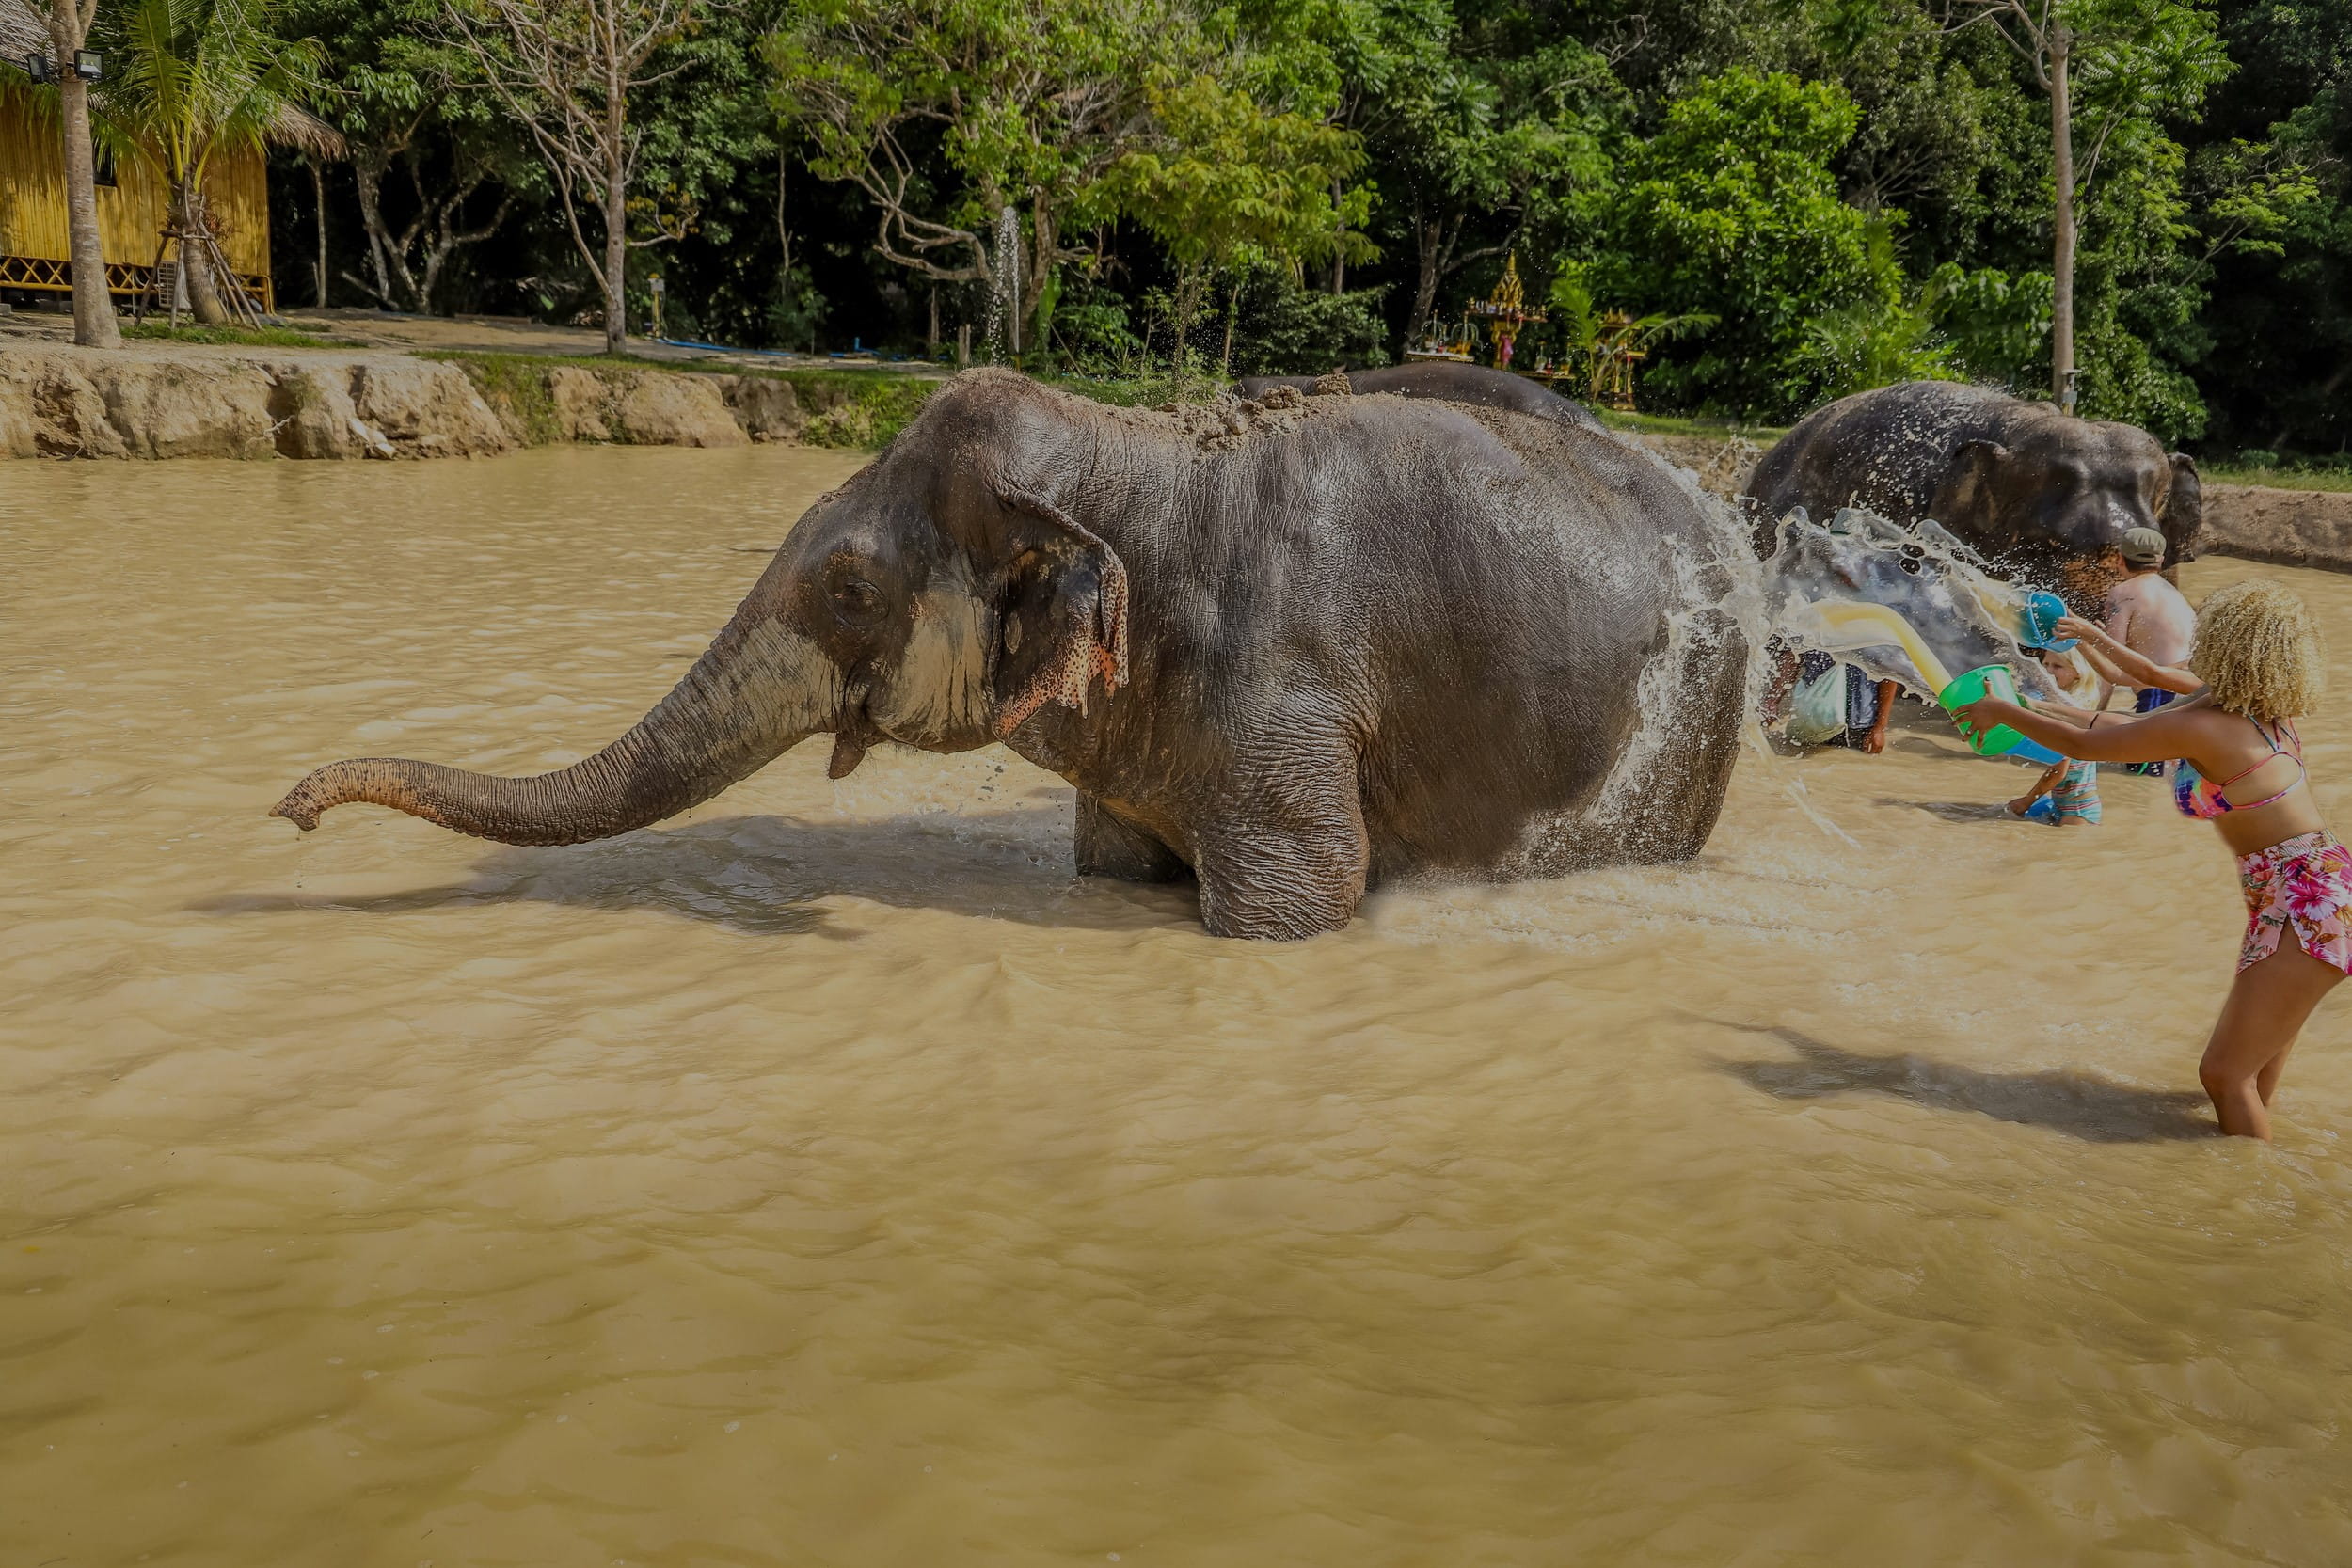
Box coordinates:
[272,372,1747,940]
[1747,382,2203,585]
[1234,362,1607,430]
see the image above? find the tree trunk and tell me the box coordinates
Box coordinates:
[49,24,119,348]
[1330,177,1344,295]
[309,157,329,307]
[272,603,839,844]
[351,155,406,309]
[174,181,230,326]
[1220,277,1242,375]
[1410,212,1445,334]
[2050,28,2077,414]
[603,99,628,355]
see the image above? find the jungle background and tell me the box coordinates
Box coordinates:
[259,0,2348,459]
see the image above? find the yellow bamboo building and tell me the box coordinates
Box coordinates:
[2,0,335,310]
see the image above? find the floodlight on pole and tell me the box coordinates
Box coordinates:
[73,50,103,81]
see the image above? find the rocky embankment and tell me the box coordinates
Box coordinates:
[8,345,2345,574]
[2196,483,2352,573]
[0,345,905,460]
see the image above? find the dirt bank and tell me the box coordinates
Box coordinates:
[7,342,2341,574]
[2196,483,2352,574]
[0,345,932,460]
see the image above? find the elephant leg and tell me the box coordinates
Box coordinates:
[1189,751,1370,940]
[1074,792,1190,883]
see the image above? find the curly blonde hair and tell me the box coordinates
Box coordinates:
[2192,579,2328,721]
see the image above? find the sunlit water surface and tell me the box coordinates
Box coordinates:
[5,448,2351,1567]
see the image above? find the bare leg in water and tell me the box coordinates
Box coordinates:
[2199,940,2342,1139]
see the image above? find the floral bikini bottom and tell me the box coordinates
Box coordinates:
[2237,831,2352,974]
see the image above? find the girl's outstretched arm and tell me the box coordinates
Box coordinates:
[1953,694,2198,765]
[2054,615,2201,695]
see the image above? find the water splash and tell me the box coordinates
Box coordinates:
[1589,448,2066,850]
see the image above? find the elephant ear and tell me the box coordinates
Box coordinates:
[989,483,1131,739]
[2162,451,2204,567]
[1927,438,2008,529]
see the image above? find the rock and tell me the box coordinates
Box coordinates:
[614,372,747,447]
[88,357,278,458]
[547,367,614,442]
[2201,483,2352,574]
[260,361,363,459]
[724,375,803,441]
[0,346,512,461]
[349,359,510,458]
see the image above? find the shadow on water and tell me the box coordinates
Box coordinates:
[199,809,1200,937]
[1874,796,2017,824]
[1709,1022,2213,1143]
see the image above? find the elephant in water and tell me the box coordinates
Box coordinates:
[1747,381,2202,590]
[1233,362,1606,430]
[274,371,1748,940]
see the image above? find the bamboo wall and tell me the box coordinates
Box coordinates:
[0,100,272,284]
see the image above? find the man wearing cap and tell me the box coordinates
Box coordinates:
[2103,525,2198,772]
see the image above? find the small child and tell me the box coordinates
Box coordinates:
[2004,646,2103,826]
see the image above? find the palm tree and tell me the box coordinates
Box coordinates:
[1547,275,1716,410]
[94,0,340,325]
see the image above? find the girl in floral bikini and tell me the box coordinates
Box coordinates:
[1957,580,2338,1141]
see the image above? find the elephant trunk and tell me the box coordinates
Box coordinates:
[271,612,838,846]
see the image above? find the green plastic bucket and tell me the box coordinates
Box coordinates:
[1938,664,2033,756]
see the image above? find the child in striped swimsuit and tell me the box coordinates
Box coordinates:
[2006,647,2104,826]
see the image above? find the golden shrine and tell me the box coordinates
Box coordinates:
[1466,255,1543,369]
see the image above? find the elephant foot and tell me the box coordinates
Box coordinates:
[1189,765,1371,941]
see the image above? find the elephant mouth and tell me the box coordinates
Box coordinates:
[829,704,882,780]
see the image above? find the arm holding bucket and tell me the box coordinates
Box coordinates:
[2055,616,2201,696]
[1954,694,2204,766]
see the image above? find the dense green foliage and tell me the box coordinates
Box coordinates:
[243,0,2350,452]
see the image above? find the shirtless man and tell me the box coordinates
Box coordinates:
[2103,526,2199,771]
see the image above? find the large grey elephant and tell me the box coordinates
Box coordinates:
[1747,382,2203,584]
[273,372,1747,940]
[1233,362,1607,430]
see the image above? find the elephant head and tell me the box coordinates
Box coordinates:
[1925,413,2173,568]
[2160,451,2204,570]
[271,372,1128,846]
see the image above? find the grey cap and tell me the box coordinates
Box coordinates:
[2120,527,2168,565]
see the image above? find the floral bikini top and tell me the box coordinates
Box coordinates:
[2173,717,2305,820]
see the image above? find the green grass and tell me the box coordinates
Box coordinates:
[424,351,946,451]
[123,319,365,348]
[2204,466,2352,494]
[1595,407,1790,441]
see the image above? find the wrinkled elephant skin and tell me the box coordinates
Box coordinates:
[274,371,1746,940]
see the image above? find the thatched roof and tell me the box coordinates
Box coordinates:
[0,0,345,159]
[1,0,49,63]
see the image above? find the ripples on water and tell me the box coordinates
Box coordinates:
[4,449,2351,1566]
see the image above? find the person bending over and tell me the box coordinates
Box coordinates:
[1958,580,2339,1140]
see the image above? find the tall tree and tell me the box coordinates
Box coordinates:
[771,0,1199,347]
[1940,0,2229,412]
[441,0,702,353]
[96,0,341,325]
[288,0,533,312]
[32,0,123,344]
[1111,71,1371,368]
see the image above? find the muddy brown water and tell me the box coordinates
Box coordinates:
[6,447,2352,1566]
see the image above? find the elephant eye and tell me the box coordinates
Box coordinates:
[832,577,884,625]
